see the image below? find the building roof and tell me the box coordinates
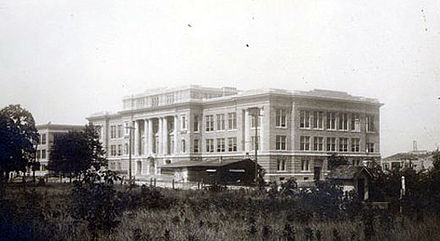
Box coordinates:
[383,151,432,161]
[161,158,254,168]
[36,122,84,131]
[328,165,372,180]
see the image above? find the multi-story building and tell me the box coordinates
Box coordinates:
[35,122,84,176]
[87,85,382,183]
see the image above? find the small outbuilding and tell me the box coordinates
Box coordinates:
[328,165,373,200]
[161,158,257,185]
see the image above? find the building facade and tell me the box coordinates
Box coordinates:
[87,85,382,183]
[35,122,84,176]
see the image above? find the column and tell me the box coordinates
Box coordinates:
[158,117,163,154]
[163,117,168,155]
[134,120,140,156]
[144,119,148,156]
[174,115,178,154]
[244,110,250,152]
[260,107,264,151]
[148,119,153,154]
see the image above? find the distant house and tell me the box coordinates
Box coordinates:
[381,151,433,172]
[328,165,372,200]
[161,158,257,185]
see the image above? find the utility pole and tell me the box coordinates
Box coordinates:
[248,107,261,184]
[126,95,135,185]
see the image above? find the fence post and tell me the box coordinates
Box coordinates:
[150,178,153,187]
[172,179,175,189]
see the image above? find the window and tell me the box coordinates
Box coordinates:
[110,145,116,156]
[216,114,225,130]
[250,115,260,128]
[117,125,123,138]
[37,150,41,159]
[300,136,310,151]
[312,111,323,129]
[117,144,122,156]
[326,137,336,151]
[206,139,214,152]
[151,96,159,106]
[299,110,310,128]
[228,137,237,152]
[206,115,214,131]
[110,162,116,170]
[251,136,260,150]
[276,109,287,128]
[181,115,187,130]
[41,134,46,145]
[124,143,128,154]
[301,159,310,171]
[194,115,199,132]
[351,138,360,152]
[326,112,336,130]
[276,135,287,150]
[166,94,174,104]
[136,98,145,108]
[277,159,286,171]
[216,138,225,152]
[124,122,129,135]
[338,113,348,130]
[313,137,324,151]
[41,149,46,159]
[367,143,375,153]
[117,162,122,170]
[181,139,186,153]
[194,139,200,153]
[351,113,360,131]
[228,112,237,129]
[339,138,348,152]
[110,126,116,139]
[366,115,375,132]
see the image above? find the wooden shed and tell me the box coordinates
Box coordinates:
[328,165,373,200]
[161,158,257,185]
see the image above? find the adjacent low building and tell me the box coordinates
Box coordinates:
[87,85,382,183]
[381,150,434,172]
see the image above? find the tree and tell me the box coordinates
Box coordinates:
[0,105,39,183]
[48,124,106,181]
[327,153,349,171]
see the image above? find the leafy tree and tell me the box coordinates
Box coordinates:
[48,124,106,182]
[327,153,349,171]
[0,105,39,183]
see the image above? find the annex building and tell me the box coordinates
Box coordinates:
[87,85,382,183]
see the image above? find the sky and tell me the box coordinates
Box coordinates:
[0,0,439,157]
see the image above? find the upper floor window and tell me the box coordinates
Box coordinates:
[228,112,237,129]
[366,115,375,132]
[124,122,129,135]
[351,113,360,131]
[110,145,116,156]
[41,149,46,159]
[312,111,323,129]
[117,144,122,156]
[166,94,174,104]
[277,159,286,171]
[326,137,336,152]
[338,113,348,130]
[110,126,116,139]
[228,137,237,152]
[276,109,287,128]
[181,139,186,153]
[206,139,214,152]
[181,115,187,130]
[326,112,336,130]
[251,115,260,128]
[313,137,324,151]
[367,143,375,153]
[216,114,225,130]
[251,136,260,150]
[151,96,159,107]
[194,139,200,153]
[351,138,360,152]
[339,138,348,152]
[300,136,310,151]
[301,159,310,171]
[217,138,225,152]
[276,135,287,150]
[194,115,199,132]
[299,110,310,128]
[117,125,123,138]
[206,115,214,132]
[41,134,46,145]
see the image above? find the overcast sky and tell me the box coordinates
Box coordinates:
[1,0,439,157]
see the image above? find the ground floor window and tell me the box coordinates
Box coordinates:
[301,159,310,171]
[277,159,286,171]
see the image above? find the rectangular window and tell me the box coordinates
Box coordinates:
[110,126,116,139]
[117,144,122,156]
[166,94,174,104]
[301,159,310,171]
[124,122,129,135]
[300,136,310,151]
[194,139,199,153]
[41,149,46,159]
[339,138,348,152]
[312,111,323,129]
[228,112,237,129]
[251,115,260,128]
[326,112,336,130]
[117,125,123,138]
[228,137,237,152]
[326,137,336,152]
[216,138,225,152]
[351,113,360,131]
[251,136,260,150]
[41,134,46,145]
[194,115,199,132]
[110,145,116,156]
[277,159,286,171]
[276,135,287,150]
[151,96,159,107]
[313,137,324,151]
[181,139,186,153]
[300,110,310,128]
[181,115,187,130]
[366,115,375,132]
[338,113,348,130]
[206,115,214,131]
[206,139,214,152]
[124,143,128,154]
[351,138,360,152]
[276,109,287,128]
[367,143,375,153]
[216,114,225,130]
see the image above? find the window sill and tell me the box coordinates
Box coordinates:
[275,126,288,129]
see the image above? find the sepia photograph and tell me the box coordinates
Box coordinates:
[0,0,439,240]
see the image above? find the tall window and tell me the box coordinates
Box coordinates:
[366,115,375,132]
[124,143,128,154]
[206,115,214,131]
[124,122,129,135]
[228,137,237,152]
[117,125,123,138]
[326,112,336,130]
[110,126,116,139]
[41,134,46,145]
[301,159,310,171]
[276,135,287,150]
[351,113,360,131]
[41,149,46,159]
[181,139,186,153]
[326,137,336,151]
[313,137,324,151]
[181,115,187,130]
[228,112,237,129]
[110,145,116,156]
[217,138,225,152]
[339,138,348,152]
[312,111,323,129]
[338,113,348,130]
[300,136,310,151]
[251,115,260,128]
[151,96,159,106]
[193,115,199,132]
[367,143,375,153]
[277,159,286,171]
[299,110,310,128]
[276,109,287,128]
[117,144,122,156]
[216,114,225,130]
[166,94,174,104]
[251,136,260,150]
[351,138,360,152]
[206,139,214,152]
[194,139,200,153]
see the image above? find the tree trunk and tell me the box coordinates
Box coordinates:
[69,174,72,183]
